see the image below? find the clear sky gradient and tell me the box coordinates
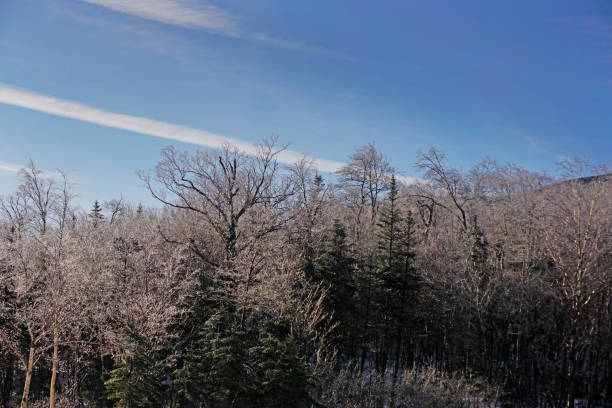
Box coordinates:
[1,0,611,209]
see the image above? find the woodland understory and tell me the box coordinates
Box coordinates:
[0,138,610,408]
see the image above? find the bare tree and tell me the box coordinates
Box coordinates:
[337,143,393,246]
[43,172,75,408]
[0,208,47,408]
[104,198,127,225]
[541,159,611,408]
[0,163,75,408]
[415,148,472,232]
[140,137,292,264]
[287,157,333,275]
[140,137,297,339]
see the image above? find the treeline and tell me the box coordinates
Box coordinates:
[0,139,610,407]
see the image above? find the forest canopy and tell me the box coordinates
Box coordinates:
[0,139,610,408]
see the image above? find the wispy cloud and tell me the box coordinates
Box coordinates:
[81,0,238,36]
[0,83,345,173]
[251,33,359,61]
[0,160,63,180]
[80,0,355,59]
[0,161,24,175]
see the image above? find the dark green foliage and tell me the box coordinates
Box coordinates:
[310,219,361,360]
[169,310,313,408]
[373,175,420,374]
[316,221,355,316]
[202,325,248,406]
[167,306,210,407]
[376,176,418,293]
[165,260,218,407]
[105,326,165,408]
[248,323,312,408]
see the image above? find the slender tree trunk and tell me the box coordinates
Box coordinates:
[49,314,59,408]
[21,345,35,408]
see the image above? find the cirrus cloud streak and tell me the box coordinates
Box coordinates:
[79,0,357,60]
[0,83,346,173]
[81,0,238,35]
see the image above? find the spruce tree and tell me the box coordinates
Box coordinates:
[105,326,165,408]
[201,323,248,406]
[166,254,225,407]
[315,220,356,355]
[375,175,419,375]
[248,322,311,408]
[376,175,401,283]
[390,210,418,376]
[166,291,211,407]
[89,200,104,227]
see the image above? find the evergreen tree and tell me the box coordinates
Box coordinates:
[375,175,419,376]
[169,332,208,407]
[248,322,311,408]
[168,290,249,407]
[166,254,220,407]
[105,326,165,408]
[89,200,105,227]
[314,220,356,355]
[376,175,402,282]
[201,323,248,406]
[390,210,418,376]
[167,295,210,407]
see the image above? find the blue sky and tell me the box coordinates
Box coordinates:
[1,0,611,209]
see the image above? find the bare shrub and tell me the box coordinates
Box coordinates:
[321,364,500,408]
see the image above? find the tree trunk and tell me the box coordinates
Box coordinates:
[21,345,35,408]
[49,317,59,408]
